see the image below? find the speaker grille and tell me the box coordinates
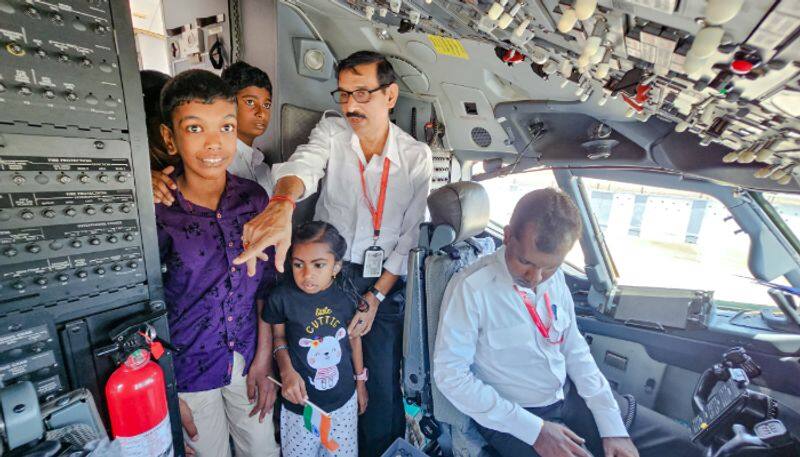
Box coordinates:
[470,127,492,148]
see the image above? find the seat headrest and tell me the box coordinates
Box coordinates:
[427,181,490,245]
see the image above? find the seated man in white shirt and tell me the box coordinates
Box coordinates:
[433,188,700,457]
[151,61,275,204]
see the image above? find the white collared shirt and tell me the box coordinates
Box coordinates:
[272,115,432,275]
[228,139,274,196]
[433,246,628,446]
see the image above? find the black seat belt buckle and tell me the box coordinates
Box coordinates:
[419,415,441,440]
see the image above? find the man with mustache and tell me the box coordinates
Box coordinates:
[236,51,432,455]
[433,188,700,457]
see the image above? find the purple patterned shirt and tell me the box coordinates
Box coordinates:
[156,173,275,392]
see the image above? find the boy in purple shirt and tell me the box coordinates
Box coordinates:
[155,70,280,457]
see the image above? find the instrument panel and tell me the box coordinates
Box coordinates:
[331,0,800,186]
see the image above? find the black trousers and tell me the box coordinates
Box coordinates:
[342,263,406,457]
[476,385,702,457]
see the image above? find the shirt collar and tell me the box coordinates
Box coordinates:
[348,121,401,167]
[236,139,264,164]
[172,171,236,215]
[237,138,252,155]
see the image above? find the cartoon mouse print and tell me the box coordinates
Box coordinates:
[299,327,346,391]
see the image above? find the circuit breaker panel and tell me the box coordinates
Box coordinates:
[0,0,181,452]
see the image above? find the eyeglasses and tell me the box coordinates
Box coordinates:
[331,84,391,104]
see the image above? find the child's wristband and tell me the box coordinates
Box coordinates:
[354,368,369,381]
[269,195,296,209]
[272,344,289,356]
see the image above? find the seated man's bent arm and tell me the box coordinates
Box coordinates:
[557,272,628,438]
[433,278,544,446]
[270,116,336,201]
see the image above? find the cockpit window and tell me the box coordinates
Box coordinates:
[581,179,774,308]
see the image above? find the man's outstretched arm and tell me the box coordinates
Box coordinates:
[235,176,304,275]
[234,116,335,274]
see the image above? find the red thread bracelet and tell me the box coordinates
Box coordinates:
[269,195,296,209]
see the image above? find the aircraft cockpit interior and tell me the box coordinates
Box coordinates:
[0,1,799,456]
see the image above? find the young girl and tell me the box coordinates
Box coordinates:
[262,221,369,457]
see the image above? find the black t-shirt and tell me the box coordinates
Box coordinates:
[263,283,358,415]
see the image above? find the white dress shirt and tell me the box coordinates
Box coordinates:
[272,115,432,275]
[228,139,273,196]
[433,246,627,446]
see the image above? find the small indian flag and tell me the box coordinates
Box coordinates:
[303,404,339,452]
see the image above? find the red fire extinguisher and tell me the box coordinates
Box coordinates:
[105,325,174,456]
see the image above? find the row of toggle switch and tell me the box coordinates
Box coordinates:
[6,172,130,185]
[2,233,138,257]
[4,41,110,67]
[5,260,141,290]
[0,81,121,107]
[0,2,110,36]
[0,204,134,222]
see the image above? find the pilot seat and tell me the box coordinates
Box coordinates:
[403,181,496,456]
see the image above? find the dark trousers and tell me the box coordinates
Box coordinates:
[476,384,702,457]
[342,263,406,457]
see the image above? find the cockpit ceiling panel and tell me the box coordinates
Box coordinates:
[294,0,800,187]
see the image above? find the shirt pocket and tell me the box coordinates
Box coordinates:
[485,324,535,365]
[549,309,571,343]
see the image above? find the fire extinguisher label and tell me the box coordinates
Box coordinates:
[117,414,174,457]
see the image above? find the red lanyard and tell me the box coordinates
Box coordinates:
[514,286,563,344]
[358,157,391,242]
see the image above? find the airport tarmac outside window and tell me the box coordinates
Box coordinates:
[579,178,774,308]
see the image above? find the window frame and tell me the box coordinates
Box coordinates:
[752,192,800,256]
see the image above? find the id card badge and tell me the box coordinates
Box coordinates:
[362,246,384,278]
